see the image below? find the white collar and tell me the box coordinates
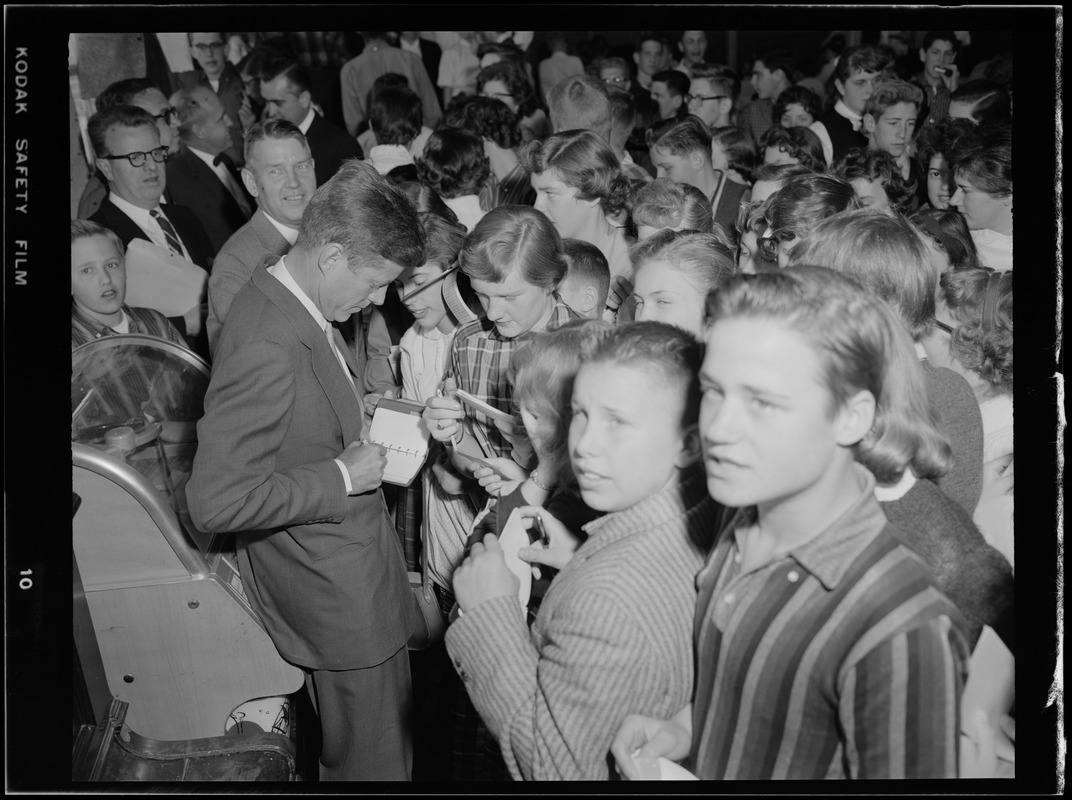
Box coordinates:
[108,191,161,228]
[914,341,929,361]
[873,468,917,502]
[262,209,300,245]
[834,98,864,125]
[267,256,328,330]
[298,106,316,135]
[185,144,227,172]
[399,37,421,54]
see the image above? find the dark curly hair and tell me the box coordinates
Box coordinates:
[477,59,539,119]
[760,126,827,172]
[416,126,491,199]
[449,95,522,150]
[941,267,1012,395]
[772,85,823,129]
[520,129,631,217]
[711,126,758,183]
[831,148,915,214]
[908,208,980,271]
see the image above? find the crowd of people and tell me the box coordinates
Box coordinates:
[71,29,1018,782]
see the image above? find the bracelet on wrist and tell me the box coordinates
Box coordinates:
[529,467,556,492]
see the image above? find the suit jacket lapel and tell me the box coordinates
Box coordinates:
[251,267,365,442]
[252,209,291,254]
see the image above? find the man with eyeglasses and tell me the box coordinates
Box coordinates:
[76,77,182,219]
[686,64,738,131]
[175,32,254,165]
[167,86,254,254]
[88,105,215,357]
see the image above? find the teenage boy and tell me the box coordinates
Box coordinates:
[863,79,924,187]
[675,30,709,78]
[648,116,750,243]
[687,63,738,131]
[810,44,891,166]
[633,32,673,93]
[651,69,690,120]
[738,48,796,144]
[557,238,611,319]
[912,31,960,131]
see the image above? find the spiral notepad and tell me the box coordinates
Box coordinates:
[367,397,431,486]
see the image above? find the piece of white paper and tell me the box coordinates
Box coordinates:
[124,239,208,317]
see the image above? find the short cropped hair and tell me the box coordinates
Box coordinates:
[96,78,160,111]
[417,127,491,199]
[921,31,959,51]
[520,129,631,216]
[864,79,924,119]
[605,87,637,150]
[450,95,522,150]
[941,267,1013,395]
[754,47,797,80]
[632,228,736,301]
[243,118,309,165]
[712,126,758,183]
[909,208,981,271]
[88,105,158,158]
[562,238,611,306]
[652,69,690,100]
[763,172,861,243]
[635,32,671,55]
[370,86,422,146]
[651,115,712,158]
[832,44,892,85]
[772,85,823,126]
[260,56,312,95]
[951,122,1012,197]
[690,63,741,102]
[477,59,539,119]
[547,75,612,143]
[788,208,935,340]
[582,320,704,432]
[460,205,567,289]
[949,79,1011,125]
[752,161,814,184]
[72,218,126,257]
[295,159,425,272]
[631,178,714,233]
[761,126,827,172]
[831,148,915,213]
[706,266,953,482]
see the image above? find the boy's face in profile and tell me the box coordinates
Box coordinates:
[651,146,700,186]
[469,267,554,339]
[557,274,600,319]
[72,234,127,321]
[836,68,880,115]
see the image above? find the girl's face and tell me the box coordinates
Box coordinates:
[632,259,707,337]
[72,234,126,321]
[764,145,799,166]
[780,102,815,129]
[532,168,598,239]
[737,230,759,274]
[480,78,517,113]
[397,261,452,334]
[700,317,859,513]
[570,361,694,512]
[926,154,952,209]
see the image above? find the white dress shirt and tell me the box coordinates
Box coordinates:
[108,191,192,261]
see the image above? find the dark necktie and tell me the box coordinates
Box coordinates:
[150,207,184,256]
[213,152,252,217]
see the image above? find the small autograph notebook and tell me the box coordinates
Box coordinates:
[367,397,431,486]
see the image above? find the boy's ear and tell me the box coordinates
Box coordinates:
[919,47,927,64]
[676,423,703,468]
[690,149,706,171]
[581,285,597,314]
[835,389,876,447]
[862,113,877,135]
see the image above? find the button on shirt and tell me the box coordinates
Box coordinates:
[267,257,362,495]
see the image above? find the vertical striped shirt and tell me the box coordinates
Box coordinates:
[690,466,970,779]
[449,299,579,461]
[72,304,187,351]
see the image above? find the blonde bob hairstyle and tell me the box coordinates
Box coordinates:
[705,265,953,483]
[459,204,567,290]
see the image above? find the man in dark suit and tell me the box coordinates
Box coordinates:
[188,161,426,781]
[88,104,215,358]
[261,56,363,187]
[167,85,254,254]
[397,31,441,89]
[206,118,316,356]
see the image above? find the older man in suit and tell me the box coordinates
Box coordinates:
[167,85,254,254]
[261,56,363,187]
[88,104,215,358]
[188,161,426,781]
[206,118,315,355]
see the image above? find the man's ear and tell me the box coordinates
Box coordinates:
[299,89,313,112]
[633,52,640,66]
[96,157,115,183]
[671,95,683,113]
[835,389,876,447]
[676,423,702,468]
[241,167,259,198]
[318,242,345,274]
[862,113,877,135]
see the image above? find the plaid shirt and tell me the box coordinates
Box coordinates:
[737,97,774,145]
[912,73,951,130]
[72,304,187,351]
[449,298,579,463]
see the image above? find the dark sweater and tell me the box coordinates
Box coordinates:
[922,359,984,514]
[882,477,1014,652]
